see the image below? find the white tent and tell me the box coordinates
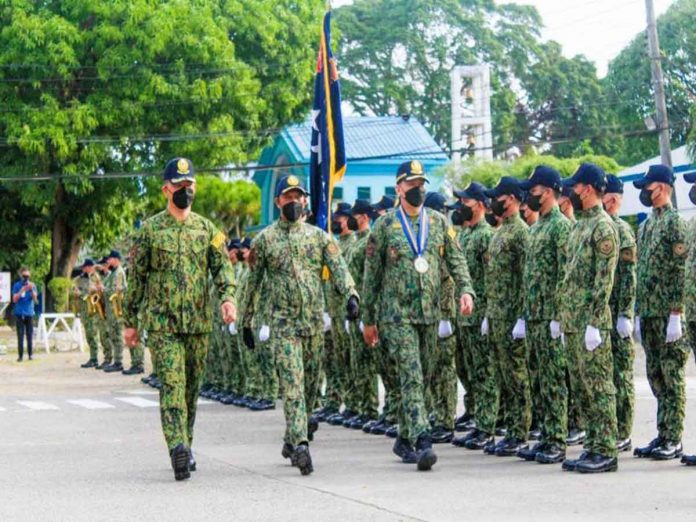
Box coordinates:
[617,144,696,219]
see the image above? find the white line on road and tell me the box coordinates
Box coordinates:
[67,399,115,410]
[114,397,159,408]
[118,390,159,396]
[16,401,59,411]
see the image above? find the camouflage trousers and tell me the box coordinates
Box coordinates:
[148,333,208,451]
[689,322,696,362]
[82,312,101,362]
[243,332,261,398]
[221,333,244,395]
[253,334,279,402]
[454,321,476,416]
[128,342,145,368]
[376,334,400,424]
[323,321,356,411]
[642,316,689,441]
[423,329,457,430]
[381,322,435,445]
[528,321,568,448]
[205,326,226,389]
[322,335,341,411]
[349,323,379,419]
[272,328,323,446]
[490,318,531,440]
[565,330,617,457]
[458,324,498,435]
[610,319,635,440]
[527,325,542,431]
[567,367,584,431]
[97,318,113,364]
[105,307,124,365]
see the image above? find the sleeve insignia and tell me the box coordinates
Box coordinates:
[327,242,339,256]
[598,239,614,256]
[620,247,636,262]
[674,243,686,256]
[211,231,226,250]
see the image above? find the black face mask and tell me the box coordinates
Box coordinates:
[689,185,696,206]
[236,251,245,261]
[330,221,343,235]
[569,190,584,212]
[457,204,474,224]
[485,213,498,227]
[639,187,654,207]
[526,193,543,212]
[404,186,426,207]
[347,216,358,231]
[172,186,194,210]
[282,201,303,222]
[451,210,464,227]
[491,198,506,217]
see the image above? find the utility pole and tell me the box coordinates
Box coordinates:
[645,0,675,206]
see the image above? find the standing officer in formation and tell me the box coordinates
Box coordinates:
[681,171,696,466]
[362,160,474,471]
[241,175,359,476]
[632,165,689,461]
[517,166,571,464]
[602,175,637,453]
[559,163,619,474]
[124,157,236,481]
[78,259,104,368]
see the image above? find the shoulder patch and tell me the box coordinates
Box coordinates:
[598,238,615,257]
[211,231,226,250]
[447,227,456,240]
[620,247,636,263]
[674,243,687,256]
[327,242,339,256]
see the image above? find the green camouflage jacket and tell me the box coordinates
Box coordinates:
[609,214,637,320]
[324,233,356,319]
[243,219,357,335]
[457,220,493,326]
[124,210,235,334]
[345,229,370,291]
[485,214,528,321]
[636,204,687,318]
[559,205,618,332]
[685,217,696,321]
[523,206,571,321]
[362,207,474,326]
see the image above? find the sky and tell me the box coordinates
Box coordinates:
[332,0,675,77]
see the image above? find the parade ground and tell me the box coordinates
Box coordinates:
[1,345,695,522]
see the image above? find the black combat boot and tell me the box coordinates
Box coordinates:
[291,443,314,476]
[393,437,417,464]
[170,444,191,481]
[634,436,663,458]
[415,434,438,471]
[575,453,618,474]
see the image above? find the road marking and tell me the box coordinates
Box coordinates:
[118,390,159,396]
[67,399,115,410]
[114,397,159,408]
[16,401,59,411]
[197,399,214,405]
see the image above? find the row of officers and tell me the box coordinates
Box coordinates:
[118,156,696,480]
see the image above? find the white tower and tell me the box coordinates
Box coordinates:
[450,65,493,164]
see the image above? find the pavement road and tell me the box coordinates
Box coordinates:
[2,350,696,522]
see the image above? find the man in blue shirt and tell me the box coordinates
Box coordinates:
[12,267,38,361]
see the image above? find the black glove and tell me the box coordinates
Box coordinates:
[242,327,255,350]
[346,296,360,321]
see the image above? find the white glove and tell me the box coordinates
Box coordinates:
[359,321,365,333]
[481,317,489,336]
[512,318,526,340]
[322,312,332,332]
[616,316,633,340]
[344,319,351,334]
[438,320,454,339]
[585,325,602,352]
[633,316,642,345]
[228,323,238,335]
[549,320,562,340]
[666,313,683,343]
[259,325,270,342]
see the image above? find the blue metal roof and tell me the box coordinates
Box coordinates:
[280,116,447,163]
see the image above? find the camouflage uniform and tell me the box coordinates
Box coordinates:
[124,210,235,451]
[83,272,103,362]
[323,233,356,412]
[250,268,279,402]
[456,220,497,435]
[559,205,619,458]
[363,208,474,445]
[124,237,145,369]
[96,271,113,365]
[686,217,696,360]
[224,262,247,396]
[485,214,531,441]
[524,206,571,448]
[636,204,689,442]
[608,214,637,441]
[243,219,357,446]
[104,265,127,366]
[345,229,379,419]
[206,283,227,390]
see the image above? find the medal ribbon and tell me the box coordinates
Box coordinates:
[397,205,429,259]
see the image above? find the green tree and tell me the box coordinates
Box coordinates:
[0,0,322,281]
[604,0,696,165]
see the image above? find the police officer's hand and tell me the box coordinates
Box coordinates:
[363,325,379,348]
[124,327,139,348]
[346,296,360,321]
[242,327,255,350]
[459,293,474,316]
[221,301,237,324]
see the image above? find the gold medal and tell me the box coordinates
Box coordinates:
[414,256,429,273]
